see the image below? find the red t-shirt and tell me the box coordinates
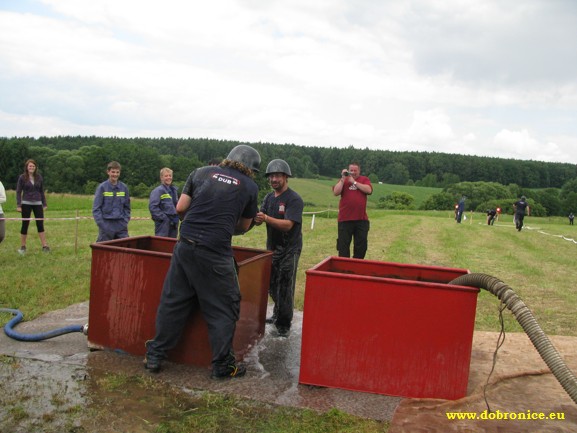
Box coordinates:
[336,176,372,222]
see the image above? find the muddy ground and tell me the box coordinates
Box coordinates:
[1,303,577,432]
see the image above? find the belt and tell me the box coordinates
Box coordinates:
[179,237,197,246]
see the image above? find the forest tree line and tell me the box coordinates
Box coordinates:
[1,135,577,216]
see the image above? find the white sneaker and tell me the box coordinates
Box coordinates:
[17,246,26,255]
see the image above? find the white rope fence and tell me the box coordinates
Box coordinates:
[0,216,151,221]
[303,209,334,230]
[0,208,337,232]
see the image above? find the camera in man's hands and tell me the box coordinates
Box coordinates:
[343,170,350,177]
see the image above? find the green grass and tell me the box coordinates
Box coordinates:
[288,178,441,210]
[1,188,576,336]
[82,372,388,433]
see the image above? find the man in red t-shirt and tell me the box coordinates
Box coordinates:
[332,162,373,259]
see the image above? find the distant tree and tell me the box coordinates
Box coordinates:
[444,181,510,211]
[559,178,577,215]
[417,173,439,188]
[45,151,85,193]
[132,182,153,199]
[78,145,110,183]
[368,173,379,184]
[507,183,523,199]
[158,155,203,183]
[28,146,57,179]
[525,200,546,217]
[383,162,410,185]
[530,188,562,216]
[562,192,577,215]
[5,135,577,194]
[0,137,30,189]
[441,172,460,187]
[84,180,99,196]
[420,192,455,210]
[560,178,577,200]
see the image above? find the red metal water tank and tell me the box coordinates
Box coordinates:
[87,236,272,366]
[299,256,478,399]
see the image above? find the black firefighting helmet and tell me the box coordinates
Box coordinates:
[226,145,261,173]
[265,159,292,177]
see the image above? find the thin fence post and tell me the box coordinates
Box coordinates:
[75,209,79,255]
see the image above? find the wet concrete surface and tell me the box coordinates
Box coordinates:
[3,303,577,432]
[0,302,401,425]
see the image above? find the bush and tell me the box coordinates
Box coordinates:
[132,183,153,198]
[377,192,415,210]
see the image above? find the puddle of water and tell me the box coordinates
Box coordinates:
[81,366,200,433]
[0,357,86,433]
[0,303,399,432]
[0,355,210,433]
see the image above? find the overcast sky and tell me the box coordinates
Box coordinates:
[2,0,577,164]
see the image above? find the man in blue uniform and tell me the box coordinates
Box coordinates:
[149,167,179,238]
[456,196,466,223]
[513,195,530,231]
[254,159,303,337]
[144,145,260,380]
[92,161,131,242]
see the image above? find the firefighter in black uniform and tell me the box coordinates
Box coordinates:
[144,145,260,379]
[254,159,303,337]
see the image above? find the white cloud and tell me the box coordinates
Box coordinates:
[1,1,577,163]
[491,128,554,162]
[404,109,455,146]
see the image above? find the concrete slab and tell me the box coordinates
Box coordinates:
[2,302,577,431]
[0,302,401,422]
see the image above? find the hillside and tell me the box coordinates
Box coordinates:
[286,178,441,210]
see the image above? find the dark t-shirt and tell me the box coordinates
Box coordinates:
[514,199,529,215]
[179,166,258,255]
[260,188,303,255]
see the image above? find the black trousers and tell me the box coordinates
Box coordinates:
[337,220,370,259]
[146,240,240,373]
[269,251,300,329]
[20,204,45,234]
[515,213,525,230]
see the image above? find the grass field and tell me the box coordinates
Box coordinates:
[289,178,441,210]
[1,183,575,336]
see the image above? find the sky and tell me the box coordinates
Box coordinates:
[2,0,577,164]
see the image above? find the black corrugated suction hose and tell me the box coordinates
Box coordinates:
[450,273,577,405]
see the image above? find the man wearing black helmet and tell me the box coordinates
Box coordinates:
[254,159,303,337]
[144,145,261,379]
[513,195,530,232]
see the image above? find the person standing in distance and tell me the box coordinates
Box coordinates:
[149,167,179,238]
[254,159,303,337]
[456,196,466,223]
[513,195,530,232]
[16,159,50,254]
[145,145,261,379]
[92,161,131,242]
[332,162,373,259]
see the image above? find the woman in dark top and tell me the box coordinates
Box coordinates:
[16,159,50,254]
